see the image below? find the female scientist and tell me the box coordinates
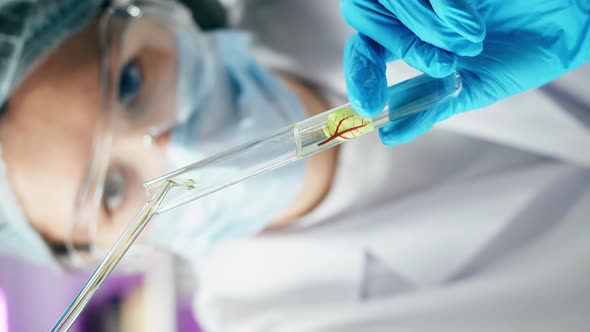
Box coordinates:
[1,0,590,331]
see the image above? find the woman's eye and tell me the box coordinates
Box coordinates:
[118,59,143,104]
[102,167,126,215]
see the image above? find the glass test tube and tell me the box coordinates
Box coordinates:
[51,184,171,332]
[52,72,461,332]
[145,72,462,212]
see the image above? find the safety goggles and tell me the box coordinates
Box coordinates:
[65,0,213,267]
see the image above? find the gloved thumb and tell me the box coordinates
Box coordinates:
[344,33,390,118]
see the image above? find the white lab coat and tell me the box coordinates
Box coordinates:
[191,1,590,331]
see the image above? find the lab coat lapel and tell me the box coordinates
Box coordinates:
[362,163,568,287]
[437,65,590,167]
[449,166,590,281]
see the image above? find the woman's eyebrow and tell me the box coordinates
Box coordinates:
[48,241,69,257]
[40,232,89,258]
[0,102,8,119]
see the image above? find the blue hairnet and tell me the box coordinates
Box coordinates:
[0,0,104,268]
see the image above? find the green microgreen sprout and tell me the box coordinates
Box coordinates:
[169,179,197,190]
[318,107,374,146]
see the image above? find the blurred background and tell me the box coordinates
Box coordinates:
[0,254,200,332]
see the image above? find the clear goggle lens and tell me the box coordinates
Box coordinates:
[66,1,211,268]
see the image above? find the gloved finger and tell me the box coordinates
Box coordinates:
[342,1,457,78]
[378,103,455,146]
[344,33,392,117]
[379,0,483,56]
[429,0,486,43]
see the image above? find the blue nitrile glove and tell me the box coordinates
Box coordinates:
[341,0,590,146]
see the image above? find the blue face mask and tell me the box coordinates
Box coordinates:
[146,30,307,260]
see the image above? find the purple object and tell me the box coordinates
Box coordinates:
[0,255,204,331]
[0,287,8,332]
[178,302,202,332]
[0,255,140,332]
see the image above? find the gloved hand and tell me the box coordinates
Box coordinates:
[341,0,590,146]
